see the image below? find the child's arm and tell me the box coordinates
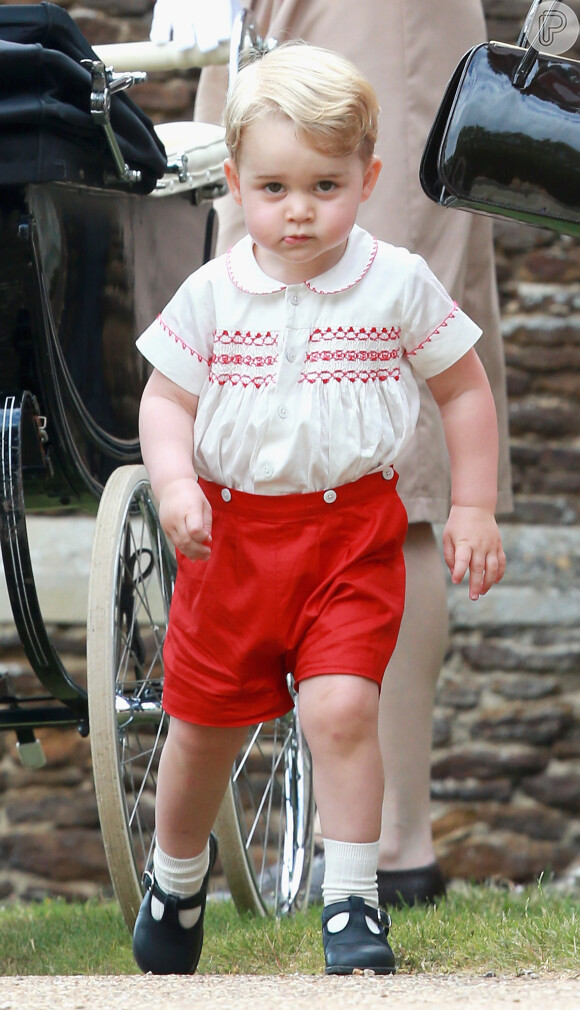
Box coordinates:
[426,348,506,600]
[139,368,212,561]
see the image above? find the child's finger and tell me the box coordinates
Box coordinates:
[467,549,486,600]
[480,547,507,594]
[450,543,471,584]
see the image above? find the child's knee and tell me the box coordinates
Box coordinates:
[300,675,379,751]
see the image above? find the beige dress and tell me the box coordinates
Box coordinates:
[195,0,512,522]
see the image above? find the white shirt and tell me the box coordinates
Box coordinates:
[136,225,481,494]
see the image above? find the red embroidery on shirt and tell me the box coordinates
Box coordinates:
[300,326,401,383]
[405,303,459,357]
[305,349,400,365]
[309,326,400,343]
[305,236,379,293]
[213,354,277,367]
[214,330,277,347]
[226,252,286,295]
[210,330,278,386]
[157,315,209,364]
[300,368,400,384]
[208,373,275,388]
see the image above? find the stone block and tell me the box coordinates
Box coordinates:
[431,744,549,782]
[438,828,576,883]
[4,787,100,829]
[461,639,580,674]
[430,778,512,803]
[448,586,580,629]
[521,773,580,814]
[471,701,574,746]
[78,0,152,13]
[5,828,110,883]
[480,801,572,842]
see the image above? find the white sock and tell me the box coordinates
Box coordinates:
[151,841,210,928]
[322,838,381,934]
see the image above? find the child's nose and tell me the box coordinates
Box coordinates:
[286,195,313,221]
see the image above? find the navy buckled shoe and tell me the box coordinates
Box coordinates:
[322,895,396,975]
[132,833,218,975]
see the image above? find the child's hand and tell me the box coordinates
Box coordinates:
[158,478,212,561]
[442,505,505,601]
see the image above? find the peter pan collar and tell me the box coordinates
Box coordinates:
[225,224,378,295]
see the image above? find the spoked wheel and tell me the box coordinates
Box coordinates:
[87,464,175,931]
[216,696,316,917]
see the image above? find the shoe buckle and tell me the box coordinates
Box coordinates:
[142,869,154,890]
[379,908,392,929]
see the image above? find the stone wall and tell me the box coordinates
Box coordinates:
[0,0,579,902]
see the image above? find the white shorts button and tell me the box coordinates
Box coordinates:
[323,489,337,503]
[382,467,394,481]
[221,488,232,502]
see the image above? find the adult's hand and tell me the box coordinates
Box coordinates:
[150,0,239,52]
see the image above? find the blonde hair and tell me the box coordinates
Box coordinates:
[223,42,379,165]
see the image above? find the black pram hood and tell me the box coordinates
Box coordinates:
[0,1,167,193]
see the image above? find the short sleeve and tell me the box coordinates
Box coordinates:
[135,265,216,396]
[401,255,482,380]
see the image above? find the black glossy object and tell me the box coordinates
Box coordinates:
[377,860,447,908]
[420,41,580,236]
[322,896,396,976]
[133,834,218,975]
[0,181,216,732]
[0,2,167,193]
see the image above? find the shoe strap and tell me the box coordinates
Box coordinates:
[143,871,206,911]
[322,896,391,935]
[141,831,218,912]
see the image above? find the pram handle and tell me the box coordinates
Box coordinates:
[93,7,276,78]
[94,39,229,73]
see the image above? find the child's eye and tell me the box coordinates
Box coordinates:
[317,180,336,192]
[264,182,284,194]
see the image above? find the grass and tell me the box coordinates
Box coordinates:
[0,883,577,977]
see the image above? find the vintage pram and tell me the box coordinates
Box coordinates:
[0,2,314,928]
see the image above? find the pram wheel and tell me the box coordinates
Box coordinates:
[87,465,173,930]
[216,706,315,916]
[88,465,315,927]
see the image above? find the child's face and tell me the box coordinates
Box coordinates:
[224,115,381,284]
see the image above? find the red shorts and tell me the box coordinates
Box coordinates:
[162,470,408,727]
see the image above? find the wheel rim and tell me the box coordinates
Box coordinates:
[88,467,174,929]
[113,485,173,880]
[229,707,315,915]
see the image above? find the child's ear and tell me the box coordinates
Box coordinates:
[224,158,243,205]
[361,155,382,202]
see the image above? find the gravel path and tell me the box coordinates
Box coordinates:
[0,973,578,1009]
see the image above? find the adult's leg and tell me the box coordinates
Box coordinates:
[378,522,448,869]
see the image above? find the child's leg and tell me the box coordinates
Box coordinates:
[133,716,247,975]
[298,674,383,845]
[298,674,395,975]
[155,716,248,856]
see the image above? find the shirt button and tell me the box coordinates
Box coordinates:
[323,489,337,504]
[263,463,274,478]
[286,348,296,362]
[221,488,232,502]
[278,405,288,418]
[382,467,395,481]
[290,293,299,305]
